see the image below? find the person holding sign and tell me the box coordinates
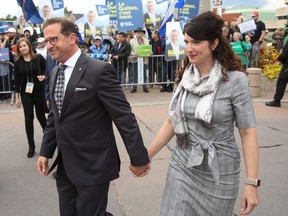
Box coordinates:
[247,11,266,67]
[129,27,151,93]
[14,38,47,158]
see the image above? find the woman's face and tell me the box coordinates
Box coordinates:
[18,41,30,55]
[184,33,215,67]
[233,33,240,41]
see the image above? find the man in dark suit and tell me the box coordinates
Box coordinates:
[110,32,131,85]
[37,17,150,216]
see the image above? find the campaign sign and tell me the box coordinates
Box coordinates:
[116,0,144,32]
[137,45,152,56]
[239,19,257,34]
[0,48,10,61]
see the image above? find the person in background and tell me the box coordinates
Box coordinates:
[129,27,150,93]
[144,11,260,216]
[231,32,251,69]
[148,30,164,87]
[37,17,150,216]
[35,37,47,59]
[272,27,284,52]
[87,36,108,61]
[247,11,266,67]
[14,38,46,158]
[110,32,131,85]
[222,26,229,40]
[265,41,288,107]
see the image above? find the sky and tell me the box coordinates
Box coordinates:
[0,0,287,18]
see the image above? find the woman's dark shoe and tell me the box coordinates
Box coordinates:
[27,143,35,158]
[27,146,35,158]
[130,89,137,93]
[265,100,281,107]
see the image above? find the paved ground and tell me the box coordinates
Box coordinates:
[0,87,288,216]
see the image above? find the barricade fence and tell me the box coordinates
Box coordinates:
[0,61,14,104]
[90,54,181,87]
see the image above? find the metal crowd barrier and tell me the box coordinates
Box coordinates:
[0,61,14,105]
[90,54,181,87]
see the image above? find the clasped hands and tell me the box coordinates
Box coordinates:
[129,162,151,177]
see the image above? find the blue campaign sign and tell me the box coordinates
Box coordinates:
[96,5,109,16]
[50,0,64,11]
[116,0,144,32]
[0,48,10,61]
[0,22,14,34]
[107,0,117,21]
[179,0,199,20]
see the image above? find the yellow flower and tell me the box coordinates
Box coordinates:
[259,45,281,79]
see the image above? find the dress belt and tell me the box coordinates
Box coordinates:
[186,139,223,185]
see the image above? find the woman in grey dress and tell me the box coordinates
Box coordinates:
[147,11,260,215]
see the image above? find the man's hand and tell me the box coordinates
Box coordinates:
[37,156,50,176]
[129,163,151,177]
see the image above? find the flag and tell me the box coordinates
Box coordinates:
[159,0,178,39]
[17,0,43,24]
[175,0,185,8]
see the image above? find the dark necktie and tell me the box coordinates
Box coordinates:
[55,64,67,115]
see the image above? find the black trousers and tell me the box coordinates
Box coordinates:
[274,65,288,102]
[21,92,46,145]
[55,159,110,216]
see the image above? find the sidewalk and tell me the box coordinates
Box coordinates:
[0,87,287,216]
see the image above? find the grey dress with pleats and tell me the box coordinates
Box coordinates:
[161,71,256,216]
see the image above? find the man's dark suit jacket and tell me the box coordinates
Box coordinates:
[110,40,131,71]
[165,42,185,62]
[40,53,149,186]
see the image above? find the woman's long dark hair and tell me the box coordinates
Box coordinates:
[176,11,244,84]
[15,37,35,61]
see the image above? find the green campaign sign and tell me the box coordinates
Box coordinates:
[137,45,152,56]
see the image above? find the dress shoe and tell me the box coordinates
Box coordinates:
[27,147,35,158]
[160,87,167,92]
[265,100,281,107]
[130,89,137,93]
[143,89,149,93]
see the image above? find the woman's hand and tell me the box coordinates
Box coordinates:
[240,185,259,215]
[15,98,21,108]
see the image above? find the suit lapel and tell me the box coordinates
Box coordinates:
[60,53,88,117]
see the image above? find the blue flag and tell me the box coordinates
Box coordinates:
[175,0,185,8]
[17,0,43,24]
[159,0,178,39]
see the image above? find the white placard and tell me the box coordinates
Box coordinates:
[238,19,257,34]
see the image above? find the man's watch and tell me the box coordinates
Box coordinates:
[258,40,263,44]
[245,178,261,187]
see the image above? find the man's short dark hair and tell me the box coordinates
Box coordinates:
[42,17,78,36]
